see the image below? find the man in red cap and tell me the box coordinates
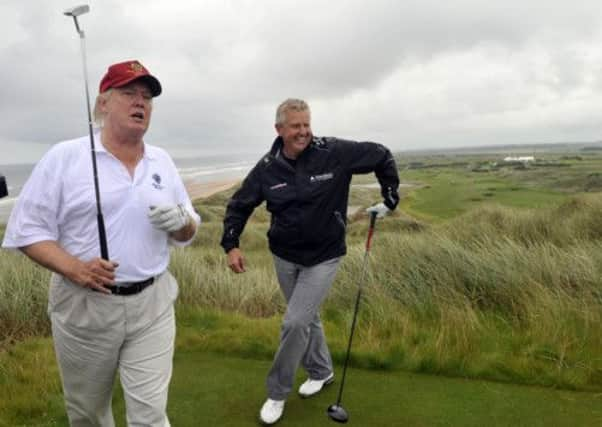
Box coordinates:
[3,60,200,426]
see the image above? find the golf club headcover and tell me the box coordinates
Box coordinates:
[0,175,7,198]
[365,202,389,219]
[148,204,189,232]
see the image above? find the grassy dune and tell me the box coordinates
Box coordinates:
[1,152,602,424]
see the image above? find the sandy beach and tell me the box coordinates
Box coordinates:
[184,178,240,200]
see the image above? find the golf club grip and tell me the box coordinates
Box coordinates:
[97,213,109,260]
[366,211,377,250]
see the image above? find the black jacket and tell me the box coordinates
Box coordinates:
[221,136,399,266]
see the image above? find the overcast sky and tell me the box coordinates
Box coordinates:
[2,0,602,164]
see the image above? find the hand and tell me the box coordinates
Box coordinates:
[227,248,246,273]
[67,257,119,294]
[148,204,190,233]
[365,202,390,219]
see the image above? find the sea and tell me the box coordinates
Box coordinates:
[0,151,258,225]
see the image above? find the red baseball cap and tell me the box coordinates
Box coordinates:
[99,60,162,97]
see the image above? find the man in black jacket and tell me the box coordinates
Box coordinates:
[221,98,399,425]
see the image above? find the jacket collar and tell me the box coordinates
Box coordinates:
[269,136,316,159]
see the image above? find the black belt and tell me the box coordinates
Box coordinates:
[106,277,155,295]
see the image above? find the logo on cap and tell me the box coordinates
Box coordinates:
[129,61,145,74]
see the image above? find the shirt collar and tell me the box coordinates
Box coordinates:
[93,130,157,160]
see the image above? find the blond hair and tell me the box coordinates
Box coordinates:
[92,89,113,126]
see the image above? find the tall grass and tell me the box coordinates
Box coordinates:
[0,250,50,347]
[1,187,601,390]
[345,223,602,389]
[179,193,602,389]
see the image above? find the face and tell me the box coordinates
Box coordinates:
[100,81,153,137]
[276,110,312,159]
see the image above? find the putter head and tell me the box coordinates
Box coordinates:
[327,404,349,423]
[63,5,89,17]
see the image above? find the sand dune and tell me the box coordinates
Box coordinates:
[185,179,240,200]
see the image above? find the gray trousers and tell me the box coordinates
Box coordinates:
[267,255,341,400]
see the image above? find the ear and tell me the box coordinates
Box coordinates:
[97,94,109,114]
[275,123,283,136]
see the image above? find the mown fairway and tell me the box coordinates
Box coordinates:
[1,337,600,426]
[400,168,566,221]
[397,152,602,221]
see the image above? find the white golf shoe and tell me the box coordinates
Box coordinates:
[259,398,285,425]
[298,372,335,397]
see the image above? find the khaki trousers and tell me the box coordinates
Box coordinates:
[48,271,178,427]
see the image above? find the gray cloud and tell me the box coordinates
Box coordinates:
[2,0,602,163]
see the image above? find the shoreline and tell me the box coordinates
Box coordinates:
[185,178,240,201]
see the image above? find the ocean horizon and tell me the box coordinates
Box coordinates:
[0,152,257,225]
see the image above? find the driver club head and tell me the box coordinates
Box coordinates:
[327,404,349,423]
[63,4,89,17]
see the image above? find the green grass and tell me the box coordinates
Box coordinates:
[1,331,601,426]
[0,250,50,347]
[400,168,567,221]
[2,150,602,424]
[397,152,602,221]
[1,170,602,391]
[164,351,602,427]
[0,338,66,427]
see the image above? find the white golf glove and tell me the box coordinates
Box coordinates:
[365,202,390,218]
[148,204,190,233]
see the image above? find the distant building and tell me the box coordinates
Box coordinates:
[503,156,534,163]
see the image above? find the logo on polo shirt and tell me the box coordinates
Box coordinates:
[152,173,164,190]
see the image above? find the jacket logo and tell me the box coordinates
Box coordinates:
[310,172,333,182]
[270,182,287,190]
[152,173,164,190]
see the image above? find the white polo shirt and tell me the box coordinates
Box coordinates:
[2,133,201,282]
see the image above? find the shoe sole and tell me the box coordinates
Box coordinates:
[259,411,283,425]
[259,400,285,425]
[299,376,335,398]
[259,416,281,426]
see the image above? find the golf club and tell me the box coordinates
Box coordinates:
[64,4,109,260]
[0,174,7,198]
[327,210,378,423]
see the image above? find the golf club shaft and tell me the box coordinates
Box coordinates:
[334,211,377,406]
[71,13,109,260]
